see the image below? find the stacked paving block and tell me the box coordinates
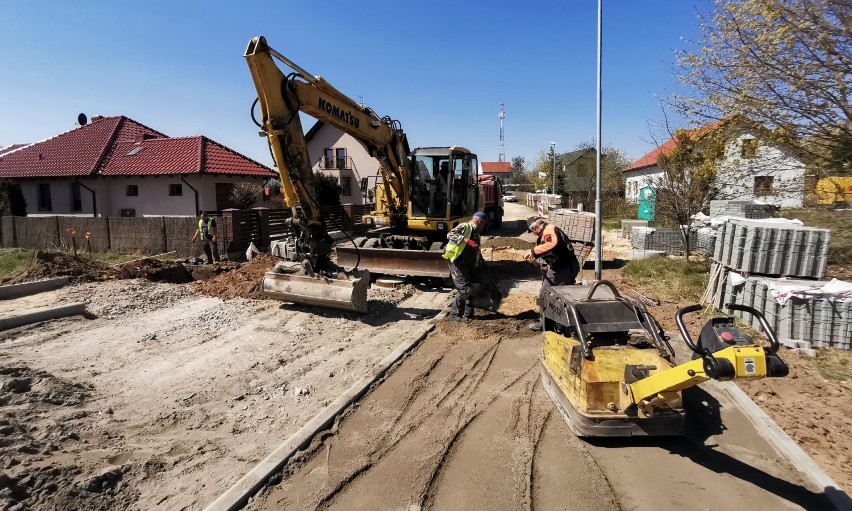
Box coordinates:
[706,216,848,349]
[712,219,831,279]
[630,227,684,256]
[547,209,595,264]
[709,200,776,219]
[706,264,851,349]
[695,228,716,257]
[621,219,648,239]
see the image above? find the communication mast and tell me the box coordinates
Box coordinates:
[498,101,506,162]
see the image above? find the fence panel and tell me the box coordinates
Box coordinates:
[1,216,14,246]
[57,217,110,252]
[14,217,61,250]
[109,217,166,255]
[165,217,203,258]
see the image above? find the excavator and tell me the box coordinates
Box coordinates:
[243,36,485,312]
[539,281,789,436]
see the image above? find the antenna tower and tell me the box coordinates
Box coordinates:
[498,101,506,162]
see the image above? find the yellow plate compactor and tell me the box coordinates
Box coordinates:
[539,281,789,437]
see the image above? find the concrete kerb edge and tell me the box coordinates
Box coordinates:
[0,302,86,331]
[0,277,70,300]
[719,381,852,510]
[204,317,441,511]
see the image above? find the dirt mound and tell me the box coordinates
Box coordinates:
[191,255,277,300]
[482,236,534,250]
[119,258,194,283]
[9,251,119,284]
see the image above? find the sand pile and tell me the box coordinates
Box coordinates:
[191,255,277,300]
[482,236,534,250]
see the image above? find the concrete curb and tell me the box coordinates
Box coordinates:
[0,302,87,331]
[204,317,442,511]
[0,277,70,300]
[720,382,852,510]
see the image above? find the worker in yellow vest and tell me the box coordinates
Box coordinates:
[443,212,487,322]
[191,210,221,263]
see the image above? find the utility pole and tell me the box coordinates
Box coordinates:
[498,101,506,162]
[550,142,556,195]
[594,0,603,281]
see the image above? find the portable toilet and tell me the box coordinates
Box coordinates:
[638,186,656,221]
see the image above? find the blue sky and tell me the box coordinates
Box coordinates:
[0,1,709,169]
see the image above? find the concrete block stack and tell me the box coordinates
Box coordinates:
[706,266,851,349]
[630,227,684,256]
[709,200,776,219]
[705,216,849,349]
[620,219,648,239]
[547,209,595,263]
[712,218,831,279]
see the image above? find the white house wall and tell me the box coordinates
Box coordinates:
[306,125,382,205]
[716,130,804,208]
[624,167,662,203]
[19,175,269,217]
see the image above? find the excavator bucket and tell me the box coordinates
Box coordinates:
[336,245,449,278]
[262,263,370,313]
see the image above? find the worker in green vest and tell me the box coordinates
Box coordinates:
[443,212,487,322]
[192,210,220,263]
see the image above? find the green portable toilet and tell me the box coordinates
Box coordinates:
[638,186,656,221]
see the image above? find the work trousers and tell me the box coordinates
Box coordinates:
[202,240,221,263]
[449,262,475,319]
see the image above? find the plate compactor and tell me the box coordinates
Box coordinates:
[539,280,789,437]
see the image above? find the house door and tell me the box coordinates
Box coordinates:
[215,183,236,210]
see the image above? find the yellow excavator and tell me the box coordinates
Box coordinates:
[244,36,483,311]
[539,281,789,436]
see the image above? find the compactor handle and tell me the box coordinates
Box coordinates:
[675,304,705,356]
[586,280,622,300]
[724,303,780,354]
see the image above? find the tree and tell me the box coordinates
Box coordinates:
[510,156,529,184]
[313,171,343,207]
[530,149,553,192]
[228,182,263,210]
[647,127,727,259]
[0,181,26,216]
[673,0,852,172]
[571,141,632,198]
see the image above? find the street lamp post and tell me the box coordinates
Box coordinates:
[550,142,556,195]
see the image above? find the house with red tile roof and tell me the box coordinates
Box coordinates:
[623,118,806,208]
[480,161,512,182]
[0,116,276,217]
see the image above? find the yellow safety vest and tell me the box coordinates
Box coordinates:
[443,222,474,263]
[198,218,215,240]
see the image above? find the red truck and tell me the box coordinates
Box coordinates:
[478,175,505,229]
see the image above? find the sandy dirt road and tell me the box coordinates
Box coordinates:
[250,287,832,511]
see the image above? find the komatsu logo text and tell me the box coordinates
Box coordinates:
[318,98,359,129]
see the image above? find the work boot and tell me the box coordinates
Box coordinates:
[449,314,470,323]
[528,322,543,332]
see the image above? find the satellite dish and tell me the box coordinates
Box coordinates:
[77,113,88,126]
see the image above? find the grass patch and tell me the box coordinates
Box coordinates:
[812,349,852,385]
[601,218,622,231]
[622,257,711,303]
[779,207,852,264]
[0,248,37,281]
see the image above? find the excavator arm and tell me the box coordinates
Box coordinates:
[244,36,411,250]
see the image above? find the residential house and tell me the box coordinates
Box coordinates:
[305,121,379,205]
[480,161,512,183]
[623,119,806,208]
[0,116,276,217]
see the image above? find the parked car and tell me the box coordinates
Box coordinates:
[502,193,518,202]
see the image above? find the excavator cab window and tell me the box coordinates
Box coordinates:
[411,155,450,219]
[451,154,478,216]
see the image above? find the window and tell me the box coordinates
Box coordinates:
[169,184,183,196]
[754,176,774,196]
[324,148,335,168]
[126,184,139,196]
[336,148,347,169]
[741,138,758,159]
[340,176,351,196]
[70,182,82,212]
[37,183,52,211]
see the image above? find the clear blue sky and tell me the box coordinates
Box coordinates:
[0,0,709,169]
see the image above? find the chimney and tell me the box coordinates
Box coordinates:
[134,132,158,144]
[91,115,105,123]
